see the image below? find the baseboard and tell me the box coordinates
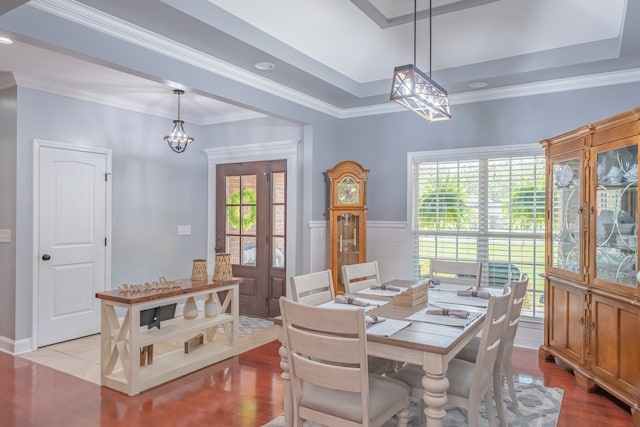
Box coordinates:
[514,318,543,350]
[0,335,33,355]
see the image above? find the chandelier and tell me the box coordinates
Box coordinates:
[390,0,451,121]
[164,89,194,153]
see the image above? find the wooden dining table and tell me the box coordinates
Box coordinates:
[276,280,497,427]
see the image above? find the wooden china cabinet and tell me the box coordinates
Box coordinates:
[327,161,369,295]
[540,106,640,425]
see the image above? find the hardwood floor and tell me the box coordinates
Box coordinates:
[0,341,634,426]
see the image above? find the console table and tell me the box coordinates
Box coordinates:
[95,278,241,396]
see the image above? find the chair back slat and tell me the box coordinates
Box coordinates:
[290,269,335,305]
[287,325,362,365]
[292,354,363,393]
[430,259,482,287]
[342,261,381,294]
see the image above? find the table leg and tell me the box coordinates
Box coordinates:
[278,331,293,427]
[421,355,449,427]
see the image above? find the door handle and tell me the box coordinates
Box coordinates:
[42,254,51,261]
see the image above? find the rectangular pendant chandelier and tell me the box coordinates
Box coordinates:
[390,64,451,121]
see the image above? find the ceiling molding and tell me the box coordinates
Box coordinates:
[10,72,265,125]
[0,72,16,90]
[352,0,501,28]
[23,0,640,122]
[29,0,343,119]
[341,68,640,118]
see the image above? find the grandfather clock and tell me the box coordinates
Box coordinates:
[327,160,369,295]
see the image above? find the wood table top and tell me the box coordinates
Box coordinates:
[95,277,242,304]
[278,280,489,356]
[366,299,484,355]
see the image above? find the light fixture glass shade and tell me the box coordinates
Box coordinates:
[390,64,451,121]
[164,89,194,153]
[164,120,194,153]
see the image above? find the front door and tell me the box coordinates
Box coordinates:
[37,144,110,346]
[216,160,286,318]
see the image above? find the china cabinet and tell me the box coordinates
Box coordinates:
[327,160,369,295]
[540,106,640,424]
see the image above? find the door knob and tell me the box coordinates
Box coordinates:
[42,254,51,261]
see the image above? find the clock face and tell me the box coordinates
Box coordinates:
[337,177,359,204]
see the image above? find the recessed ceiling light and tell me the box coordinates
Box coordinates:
[0,36,14,45]
[254,61,275,71]
[469,81,488,89]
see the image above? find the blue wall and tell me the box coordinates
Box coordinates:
[335,83,640,221]
[0,85,17,340]
[5,79,640,342]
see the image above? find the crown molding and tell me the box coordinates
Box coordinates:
[29,0,342,119]
[26,0,640,122]
[450,68,640,106]
[0,72,16,90]
[11,72,266,125]
[341,68,640,118]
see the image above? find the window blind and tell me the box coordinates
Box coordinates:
[411,145,546,318]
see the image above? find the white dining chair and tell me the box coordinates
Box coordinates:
[290,269,335,306]
[289,269,394,376]
[455,273,530,426]
[429,258,483,288]
[279,297,410,427]
[342,261,381,294]
[393,287,512,427]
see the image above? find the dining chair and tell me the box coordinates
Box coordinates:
[342,261,381,294]
[290,269,394,376]
[290,269,335,306]
[429,258,483,288]
[455,273,530,426]
[393,287,512,427]
[279,297,410,427]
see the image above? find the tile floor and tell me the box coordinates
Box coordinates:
[19,316,279,385]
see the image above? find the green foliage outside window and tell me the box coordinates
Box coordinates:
[418,176,470,230]
[505,180,545,230]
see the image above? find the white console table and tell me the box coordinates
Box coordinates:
[96,278,241,396]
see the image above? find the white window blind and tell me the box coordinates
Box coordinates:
[410,144,546,318]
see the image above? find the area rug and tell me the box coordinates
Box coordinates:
[261,380,563,427]
[238,315,275,337]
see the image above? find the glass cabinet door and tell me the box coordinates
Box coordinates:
[551,157,583,274]
[594,145,638,287]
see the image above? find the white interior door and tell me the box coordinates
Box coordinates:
[37,145,109,346]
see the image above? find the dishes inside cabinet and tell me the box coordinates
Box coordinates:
[597,210,615,244]
[554,164,573,188]
[616,235,637,250]
[597,153,613,183]
[604,166,624,184]
[623,164,638,182]
[618,209,634,224]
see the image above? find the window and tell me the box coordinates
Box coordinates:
[410,144,545,318]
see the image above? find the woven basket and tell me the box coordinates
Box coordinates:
[213,253,233,281]
[191,259,208,281]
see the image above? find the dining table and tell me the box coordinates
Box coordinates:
[276,279,502,427]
